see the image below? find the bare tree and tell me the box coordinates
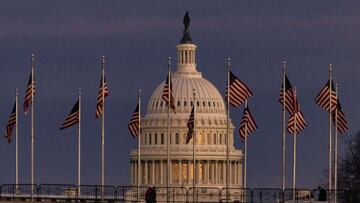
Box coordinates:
[338,131,360,202]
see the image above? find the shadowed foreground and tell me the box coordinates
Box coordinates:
[0,184,359,202]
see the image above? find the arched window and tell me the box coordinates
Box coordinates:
[149,133,152,145]
[154,133,158,145]
[213,134,217,145]
[175,133,180,145]
[219,134,223,145]
[161,133,164,145]
[144,134,147,145]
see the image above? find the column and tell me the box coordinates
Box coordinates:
[160,160,163,184]
[152,161,155,184]
[239,161,243,187]
[235,161,238,185]
[144,161,148,184]
[211,161,215,184]
[188,50,192,64]
[205,161,209,184]
[192,50,194,64]
[223,161,226,185]
[179,160,182,184]
[230,161,233,185]
[215,161,218,184]
[196,161,200,184]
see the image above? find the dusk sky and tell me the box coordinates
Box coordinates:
[0,1,360,189]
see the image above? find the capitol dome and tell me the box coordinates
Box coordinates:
[129,12,243,202]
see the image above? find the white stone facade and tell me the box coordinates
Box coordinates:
[129,40,243,190]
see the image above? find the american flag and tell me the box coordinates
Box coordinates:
[239,103,257,141]
[315,79,337,112]
[161,75,176,113]
[186,106,195,144]
[96,75,109,118]
[4,103,16,143]
[60,100,79,130]
[287,88,307,134]
[24,72,35,114]
[128,104,140,138]
[279,74,295,114]
[226,71,252,107]
[333,100,348,134]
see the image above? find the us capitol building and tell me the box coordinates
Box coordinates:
[129,12,243,201]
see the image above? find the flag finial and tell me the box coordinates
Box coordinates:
[227,58,231,71]
[31,53,36,62]
[79,88,81,96]
[101,56,106,64]
[283,60,287,71]
[138,89,142,97]
[168,57,172,71]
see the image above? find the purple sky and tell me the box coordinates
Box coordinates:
[0,0,359,188]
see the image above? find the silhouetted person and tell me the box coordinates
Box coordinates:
[318,186,327,201]
[151,186,157,203]
[145,186,156,203]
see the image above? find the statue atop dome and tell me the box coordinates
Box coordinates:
[180,11,193,44]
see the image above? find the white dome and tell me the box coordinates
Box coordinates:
[146,73,226,115]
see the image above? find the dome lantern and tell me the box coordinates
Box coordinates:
[176,12,198,75]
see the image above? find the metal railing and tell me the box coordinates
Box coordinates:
[0,184,358,202]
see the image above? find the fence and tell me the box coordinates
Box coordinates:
[0,184,359,202]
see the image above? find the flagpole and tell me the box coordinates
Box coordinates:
[166,57,171,202]
[192,89,196,203]
[101,56,105,196]
[334,83,338,203]
[137,89,142,202]
[243,100,248,203]
[78,88,81,196]
[226,58,231,203]
[15,89,19,191]
[282,61,286,197]
[31,53,35,197]
[292,87,297,201]
[328,64,333,202]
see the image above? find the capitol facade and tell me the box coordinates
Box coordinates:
[129,13,243,200]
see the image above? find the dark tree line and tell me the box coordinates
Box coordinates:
[338,130,360,202]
